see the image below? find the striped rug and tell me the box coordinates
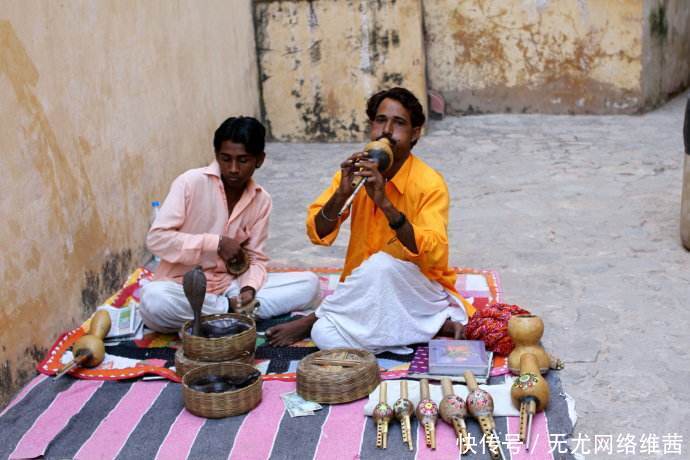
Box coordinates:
[0,372,574,459]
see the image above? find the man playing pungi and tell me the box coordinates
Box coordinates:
[267,88,474,353]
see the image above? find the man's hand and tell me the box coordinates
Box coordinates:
[228,286,256,311]
[356,158,389,209]
[218,235,243,263]
[338,152,367,197]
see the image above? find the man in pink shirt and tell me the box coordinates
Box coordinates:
[139,116,320,333]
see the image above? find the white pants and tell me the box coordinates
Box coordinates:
[139,271,321,333]
[311,252,467,354]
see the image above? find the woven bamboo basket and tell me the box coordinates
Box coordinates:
[174,348,254,378]
[182,362,262,418]
[181,313,256,362]
[297,348,380,404]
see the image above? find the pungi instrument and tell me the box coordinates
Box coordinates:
[393,380,414,450]
[415,378,439,449]
[507,314,550,374]
[372,381,394,449]
[54,309,111,379]
[465,371,506,460]
[439,377,469,454]
[337,138,394,216]
[510,353,550,450]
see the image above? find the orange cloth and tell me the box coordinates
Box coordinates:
[147,161,270,295]
[306,154,475,317]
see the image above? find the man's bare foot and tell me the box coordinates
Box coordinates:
[265,314,317,347]
[438,319,465,339]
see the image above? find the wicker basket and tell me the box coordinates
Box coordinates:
[297,348,380,404]
[182,362,262,418]
[174,348,254,378]
[181,313,256,362]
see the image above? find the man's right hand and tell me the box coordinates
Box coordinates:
[217,235,243,263]
[338,152,367,197]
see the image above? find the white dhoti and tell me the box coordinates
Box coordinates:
[139,271,321,333]
[311,252,468,354]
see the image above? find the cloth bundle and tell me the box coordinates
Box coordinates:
[464,303,530,355]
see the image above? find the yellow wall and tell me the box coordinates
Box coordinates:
[255,0,427,141]
[424,0,646,114]
[0,0,259,406]
[642,0,690,107]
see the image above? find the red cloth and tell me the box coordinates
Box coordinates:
[464,303,530,355]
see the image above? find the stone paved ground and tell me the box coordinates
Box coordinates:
[259,90,690,458]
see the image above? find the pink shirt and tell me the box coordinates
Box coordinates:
[147,161,271,294]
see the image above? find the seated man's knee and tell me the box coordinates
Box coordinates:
[311,317,346,350]
[299,271,321,300]
[139,282,176,332]
[360,251,399,273]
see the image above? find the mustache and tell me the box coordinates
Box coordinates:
[376,134,396,146]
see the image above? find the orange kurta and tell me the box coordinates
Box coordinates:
[306,154,475,317]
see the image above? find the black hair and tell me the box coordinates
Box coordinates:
[365,87,426,128]
[213,116,266,156]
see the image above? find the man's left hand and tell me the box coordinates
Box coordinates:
[355,158,389,208]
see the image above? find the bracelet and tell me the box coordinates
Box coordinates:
[320,206,338,222]
[217,235,223,255]
[389,212,406,230]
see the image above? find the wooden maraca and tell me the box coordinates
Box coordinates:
[465,371,506,460]
[507,314,550,374]
[393,380,414,451]
[415,379,438,449]
[183,266,206,336]
[55,309,111,379]
[439,377,469,454]
[510,353,550,450]
[338,138,394,217]
[372,381,394,449]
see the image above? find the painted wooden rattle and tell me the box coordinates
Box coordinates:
[439,377,469,454]
[393,380,414,451]
[510,353,550,450]
[416,379,438,449]
[465,371,506,460]
[372,381,394,449]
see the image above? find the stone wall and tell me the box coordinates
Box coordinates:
[254,0,427,141]
[424,0,645,115]
[0,0,259,407]
[642,0,690,108]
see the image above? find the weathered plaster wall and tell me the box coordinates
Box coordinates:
[642,0,690,108]
[0,0,259,407]
[424,0,646,114]
[255,0,427,141]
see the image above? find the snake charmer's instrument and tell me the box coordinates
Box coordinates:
[337,138,394,217]
[439,377,469,455]
[393,380,414,451]
[507,314,550,374]
[681,96,690,249]
[372,381,394,449]
[55,309,111,379]
[465,371,506,460]
[415,379,439,449]
[510,353,550,451]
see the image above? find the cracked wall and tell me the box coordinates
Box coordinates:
[0,0,259,407]
[424,0,647,114]
[255,0,427,141]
